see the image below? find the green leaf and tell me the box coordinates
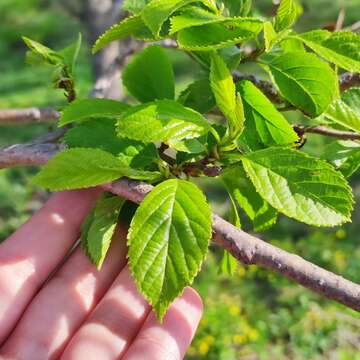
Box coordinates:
[92,15,157,54]
[280,36,305,52]
[64,119,158,168]
[170,138,207,153]
[142,0,212,36]
[82,194,125,269]
[169,6,221,34]
[222,0,252,17]
[60,33,82,73]
[64,118,122,154]
[339,151,360,178]
[117,100,210,149]
[274,0,302,32]
[210,53,244,137]
[177,18,263,51]
[33,148,161,191]
[263,22,292,52]
[123,0,150,14]
[263,51,337,117]
[342,87,360,112]
[323,88,360,134]
[190,45,242,70]
[263,21,277,52]
[59,99,130,126]
[222,167,277,231]
[123,45,175,102]
[324,100,360,134]
[178,78,215,113]
[236,80,298,150]
[321,140,360,178]
[33,148,125,190]
[219,250,238,276]
[128,179,212,320]
[293,30,360,73]
[242,147,353,227]
[23,36,64,66]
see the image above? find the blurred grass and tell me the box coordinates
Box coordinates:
[0,1,360,359]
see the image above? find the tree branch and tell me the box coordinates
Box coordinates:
[294,125,360,141]
[104,179,360,312]
[0,108,60,125]
[232,72,283,104]
[0,143,63,168]
[3,71,359,124]
[1,147,359,312]
[339,72,360,92]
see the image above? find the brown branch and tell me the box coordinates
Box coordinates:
[294,125,360,141]
[0,108,60,125]
[339,72,360,92]
[1,148,359,312]
[0,143,63,168]
[211,215,360,312]
[105,179,360,312]
[233,72,284,104]
[3,71,359,125]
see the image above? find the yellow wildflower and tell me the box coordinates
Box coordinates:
[233,334,246,344]
[198,341,210,355]
[229,305,240,316]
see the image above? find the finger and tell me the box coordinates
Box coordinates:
[0,225,128,360]
[61,267,151,360]
[0,189,100,343]
[123,287,203,360]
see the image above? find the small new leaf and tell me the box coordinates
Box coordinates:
[23,36,63,66]
[323,88,360,134]
[242,147,353,227]
[321,140,360,178]
[210,53,244,138]
[128,179,212,320]
[222,167,277,231]
[123,45,175,102]
[236,80,298,150]
[82,194,125,269]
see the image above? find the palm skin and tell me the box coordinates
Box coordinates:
[0,189,203,360]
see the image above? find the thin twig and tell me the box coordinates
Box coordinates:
[2,72,359,124]
[339,73,360,92]
[0,147,359,312]
[294,125,360,141]
[335,7,346,31]
[345,20,360,32]
[233,72,284,104]
[0,108,60,125]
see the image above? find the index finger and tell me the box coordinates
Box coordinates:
[0,188,100,343]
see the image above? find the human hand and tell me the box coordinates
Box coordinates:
[0,189,203,360]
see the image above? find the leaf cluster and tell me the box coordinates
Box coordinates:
[27,0,360,320]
